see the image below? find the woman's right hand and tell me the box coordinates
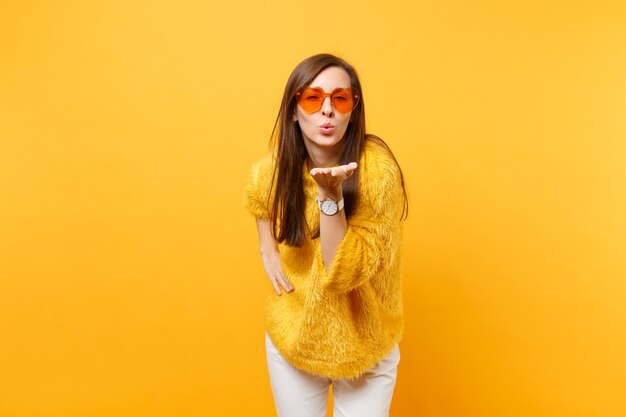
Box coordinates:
[260,250,294,296]
[255,218,294,295]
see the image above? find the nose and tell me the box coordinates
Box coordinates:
[321,96,334,116]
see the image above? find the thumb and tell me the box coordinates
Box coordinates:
[344,162,358,176]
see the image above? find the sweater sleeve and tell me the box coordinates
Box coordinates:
[315,153,405,294]
[244,155,274,220]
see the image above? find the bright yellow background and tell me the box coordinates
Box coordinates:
[1,1,625,416]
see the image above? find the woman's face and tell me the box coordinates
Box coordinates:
[293,66,354,159]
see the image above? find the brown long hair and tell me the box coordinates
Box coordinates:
[266,53,408,246]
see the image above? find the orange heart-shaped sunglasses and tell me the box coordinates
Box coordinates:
[295,85,360,114]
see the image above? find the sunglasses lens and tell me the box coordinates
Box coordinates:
[331,88,357,114]
[297,87,324,113]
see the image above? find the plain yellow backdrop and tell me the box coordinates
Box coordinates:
[1,1,625,416]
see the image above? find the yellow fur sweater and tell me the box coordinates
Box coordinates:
[245,139,405,380]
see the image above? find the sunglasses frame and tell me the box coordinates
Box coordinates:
[294,85,360,114]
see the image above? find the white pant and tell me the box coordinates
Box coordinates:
[265,331,400,417]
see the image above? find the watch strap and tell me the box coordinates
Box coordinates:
[337,197,344,211]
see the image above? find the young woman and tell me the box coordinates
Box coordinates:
[245,53,409,417]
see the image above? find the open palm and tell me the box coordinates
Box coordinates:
[309,162,358,195]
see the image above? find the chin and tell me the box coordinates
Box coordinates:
[317,136,344,147]
[302,129,347,149]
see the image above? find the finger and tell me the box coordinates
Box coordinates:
[278,270,294,291]
[281,278,293,292]
[344,162,357,172]
[311,168,330,177]
[271,278,282,295]
[275,276,289,293]
[281,280,293,292]
[344,162,358,177]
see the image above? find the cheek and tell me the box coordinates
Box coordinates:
[337,117,351,131]
[297,114,315,130]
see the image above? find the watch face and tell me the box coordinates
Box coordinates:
[321,199,338,215]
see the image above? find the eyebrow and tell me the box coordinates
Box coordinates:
[309,86,351,92]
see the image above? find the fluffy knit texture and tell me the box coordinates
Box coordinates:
[245,139,405,380]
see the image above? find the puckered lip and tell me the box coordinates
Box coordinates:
[320,123,335,128]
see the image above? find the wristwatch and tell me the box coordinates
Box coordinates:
[315,196,344,215]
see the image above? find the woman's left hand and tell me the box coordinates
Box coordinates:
[310,162,358,198]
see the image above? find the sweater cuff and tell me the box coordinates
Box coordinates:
[315,224,383,293]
